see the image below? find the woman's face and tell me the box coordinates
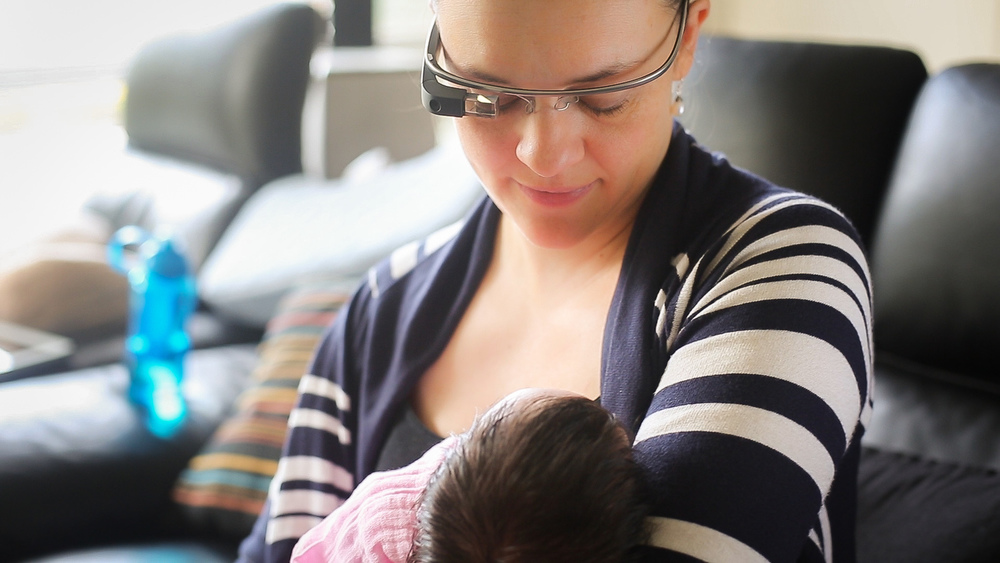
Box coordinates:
[434,0,705,250]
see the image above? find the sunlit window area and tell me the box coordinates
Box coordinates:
[0,1,309,253]
[0,0,431,256]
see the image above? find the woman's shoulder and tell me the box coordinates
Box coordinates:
[357,196,495,316]
[678,132,865,259]
[679,158,870,300]
[365,219,467,301]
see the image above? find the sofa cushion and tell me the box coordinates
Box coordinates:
[82,149,245,273]
[0,344,258,561]
[172,285,348,539]
[862,358,1000,471]
[197,142,482,328]
[857,447,1000,563]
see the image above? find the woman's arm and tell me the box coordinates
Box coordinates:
[635,194,872,562]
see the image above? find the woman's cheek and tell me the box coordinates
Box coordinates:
[455,120,516,191]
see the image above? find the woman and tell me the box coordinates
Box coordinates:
[240,0,872,561]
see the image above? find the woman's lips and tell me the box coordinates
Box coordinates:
[518,181,595,207]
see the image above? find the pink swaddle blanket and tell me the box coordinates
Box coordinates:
[291,437,456,563]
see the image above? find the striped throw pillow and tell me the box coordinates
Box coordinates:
[173,284,350,538]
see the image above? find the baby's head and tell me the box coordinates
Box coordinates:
[409,389,649,563]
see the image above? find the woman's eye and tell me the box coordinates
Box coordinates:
[495,94,528,113]
[480,91,628,116]
[580,93,630,116]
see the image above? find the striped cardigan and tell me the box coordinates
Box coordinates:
[239,124,872,562]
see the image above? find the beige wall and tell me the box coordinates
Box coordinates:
[703,0,1000,72]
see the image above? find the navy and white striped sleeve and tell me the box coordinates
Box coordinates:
[238,297,365,563]
[238,218,469,563]
[635,193,873,562]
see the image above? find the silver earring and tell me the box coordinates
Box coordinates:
[671,80,685,115]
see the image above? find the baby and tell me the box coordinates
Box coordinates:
[291,388,650,563]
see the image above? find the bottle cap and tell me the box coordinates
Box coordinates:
[146,239,190,278]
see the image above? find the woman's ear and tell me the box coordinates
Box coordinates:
[674,0,711,79]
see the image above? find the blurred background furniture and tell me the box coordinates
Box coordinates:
[0,3,471,561]
[0,2,323,363]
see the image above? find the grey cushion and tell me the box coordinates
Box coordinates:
[123,2,322,186]
[83,149,244,272]
[198,143,483,328]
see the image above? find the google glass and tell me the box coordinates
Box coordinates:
[420,0,690,118]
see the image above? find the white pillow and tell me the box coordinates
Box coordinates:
[83,148,245,272]
[198,143,483,327]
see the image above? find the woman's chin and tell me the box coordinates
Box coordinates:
[508,217,594,251]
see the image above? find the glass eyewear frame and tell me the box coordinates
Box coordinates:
[420,0,690,118]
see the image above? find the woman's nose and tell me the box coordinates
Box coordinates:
[515,108,585,178]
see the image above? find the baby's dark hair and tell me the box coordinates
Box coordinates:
[408,393,650,563]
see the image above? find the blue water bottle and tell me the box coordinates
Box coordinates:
[109,226,197,438]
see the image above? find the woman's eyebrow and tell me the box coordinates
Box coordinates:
[442,48,639,88]
[569,63,637,86]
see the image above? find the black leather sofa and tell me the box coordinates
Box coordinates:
[2,29,1000,563]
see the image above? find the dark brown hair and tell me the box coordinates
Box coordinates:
[432,0,684,11]
[408,394,650,563]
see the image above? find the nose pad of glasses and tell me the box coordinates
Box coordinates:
[523,95,581,114]
[554,95,580,111]
[519,95,537,114]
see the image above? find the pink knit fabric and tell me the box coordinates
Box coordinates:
[291,437,457,563]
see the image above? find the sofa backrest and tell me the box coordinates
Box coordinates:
[123,2,323,188]
[680,35,927,249]
[94,3,325,274]
[870,64,1000,392]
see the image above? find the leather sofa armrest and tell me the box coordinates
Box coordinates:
[67,310,264,372]
[863,357,1000,471]
[0,344,258,560]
